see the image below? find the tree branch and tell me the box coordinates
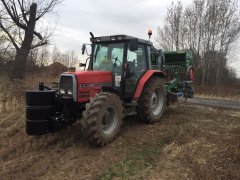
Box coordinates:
[30,40,48,49]
[36,0,62,21]
[18,28,23,44]
[0,22,19,50]
[17,0,28,23]
[33,31,43,40]
[0,0,17,22]
[1,0,28,31]
[11,5,18,21]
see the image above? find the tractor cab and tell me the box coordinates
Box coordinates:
[82,35,154,100]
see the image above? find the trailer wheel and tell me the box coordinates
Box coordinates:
[136,77,166,124]
[81,92,123,146]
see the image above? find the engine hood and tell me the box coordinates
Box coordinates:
[63,70,112,84]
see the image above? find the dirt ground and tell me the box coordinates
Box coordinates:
[1,103,240,180]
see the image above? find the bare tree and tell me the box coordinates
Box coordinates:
[0,32,12,60]
[66,50,78,67]
[156,0,240,86]
[37,45,50,67]
[51,46,79,67]
[0,0,62,79]
[156,1,183,51]
[52,45,61,63]
[27,47,38,70]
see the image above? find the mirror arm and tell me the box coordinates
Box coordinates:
[84,57,90,70]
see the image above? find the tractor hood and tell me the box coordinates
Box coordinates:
[64,70,112,84]
[61,70,112,102]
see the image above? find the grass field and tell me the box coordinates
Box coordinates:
[1,102,240,180]
[195,85,240,101]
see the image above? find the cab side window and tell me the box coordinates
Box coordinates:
[151,53,160,70]
[127,44,147,77]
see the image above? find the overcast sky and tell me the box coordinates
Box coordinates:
[51,0,192,51]
[50,0,240,76]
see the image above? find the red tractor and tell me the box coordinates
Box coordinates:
[26,32,194,146]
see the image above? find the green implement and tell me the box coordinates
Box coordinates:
[163,50,195,99]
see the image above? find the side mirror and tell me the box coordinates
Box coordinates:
[81,44,86,55]
[129,39,138,51]
[79,63,86,67]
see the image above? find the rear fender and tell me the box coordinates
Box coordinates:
[133,70,165,99]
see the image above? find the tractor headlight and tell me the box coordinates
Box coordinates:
[59,74,77,101]
[67,90,73,95]
[60,89,65,94]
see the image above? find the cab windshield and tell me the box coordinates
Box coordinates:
[92,43,124,72]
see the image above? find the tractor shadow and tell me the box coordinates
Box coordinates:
[28,116,141,150]
[28,107,175,151]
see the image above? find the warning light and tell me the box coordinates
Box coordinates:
[148,29,152,36]
[148,29,152,40]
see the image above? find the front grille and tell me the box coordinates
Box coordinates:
[79,91,90,98]
[59,75,73,92]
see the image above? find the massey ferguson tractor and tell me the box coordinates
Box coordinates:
[26,32,195,146]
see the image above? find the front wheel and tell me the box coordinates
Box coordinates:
[81,92,123,146]
[136,77,166,124]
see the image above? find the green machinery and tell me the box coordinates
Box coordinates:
[150,49,195,101]
[164,51,195,98]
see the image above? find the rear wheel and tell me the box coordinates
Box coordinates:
[81,92,123,146]
[136,77,166,123]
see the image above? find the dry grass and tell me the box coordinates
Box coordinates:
[0,77,240,179]
[1,101,239,179]
[145,105,240,180]
[0,74,59,113]
[195,85,240,100]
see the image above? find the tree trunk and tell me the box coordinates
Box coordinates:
[201,60,206,86]
[10,3,37,80]
[11,49,29,79]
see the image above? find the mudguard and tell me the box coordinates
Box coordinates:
[133,70,165,99]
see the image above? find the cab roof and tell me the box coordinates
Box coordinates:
[90,34,153,46]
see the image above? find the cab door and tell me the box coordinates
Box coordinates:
[124,44,148,99]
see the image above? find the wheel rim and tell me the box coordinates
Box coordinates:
[101,106,118,135]
[151,88,164,116]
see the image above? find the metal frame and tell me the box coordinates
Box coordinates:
[59,74,78,102]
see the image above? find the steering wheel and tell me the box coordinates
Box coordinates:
[112,57,121,64]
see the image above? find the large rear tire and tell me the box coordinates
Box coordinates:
[81,92,123,146]
[136,77,166,124]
